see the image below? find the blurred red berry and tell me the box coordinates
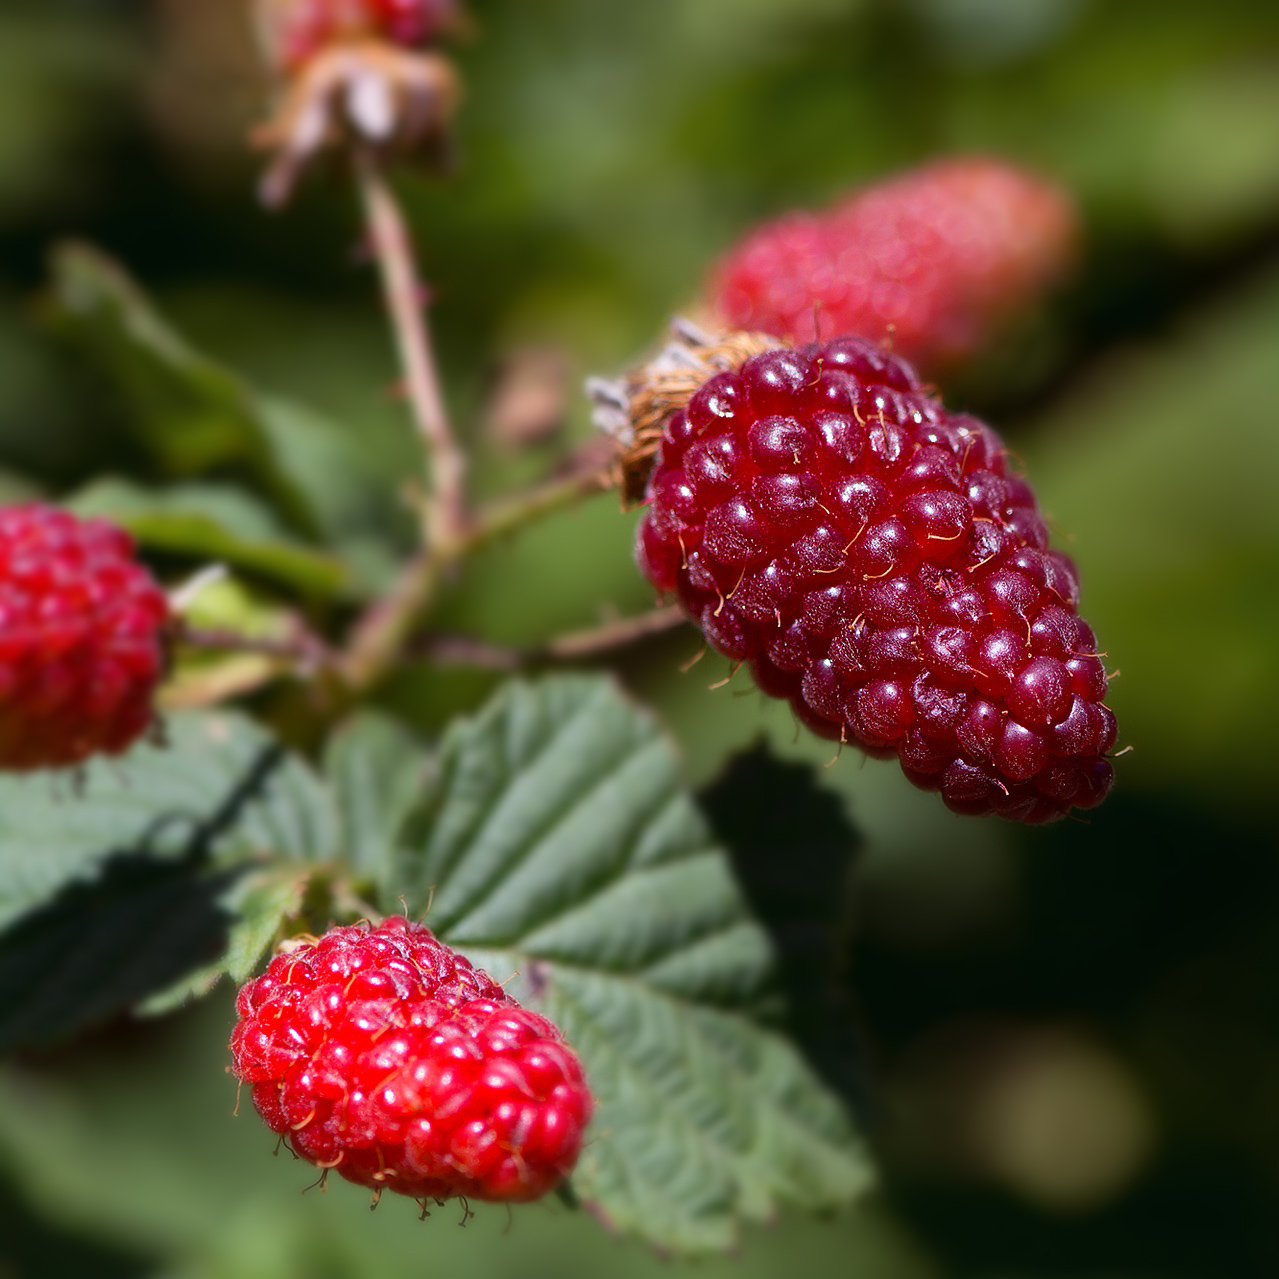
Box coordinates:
[708,156,1078,377]
[0,504,169,771]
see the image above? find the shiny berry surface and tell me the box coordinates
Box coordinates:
[636,338,1116,823]
[709,157,1077,376]
[230,918,592,1203]
[0,504,169,771]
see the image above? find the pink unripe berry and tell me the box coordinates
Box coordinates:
[708,156,1078,377]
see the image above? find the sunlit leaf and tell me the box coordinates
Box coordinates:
[390,675,873,1255]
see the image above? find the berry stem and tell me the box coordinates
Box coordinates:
[174,622,330,667]
[334,452,613,698]
[354,147,467,546]
[464,447,614,557]
[539,602,686,661]
[337,547,445,697]
[328,162,620,701]
[165,621,334,708]
[410,602,687,668]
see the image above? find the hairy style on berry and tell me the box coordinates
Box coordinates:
[230,917,593,1205]
[0,503,170,771]
[707,156,1077,377]
[604,329,1116,823]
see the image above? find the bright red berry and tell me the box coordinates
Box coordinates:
[230,918,592,1205]
[624,333,1115,824]
[0,504,170,771]
[707,157,1077,377]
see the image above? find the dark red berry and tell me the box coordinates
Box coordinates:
[0,504,169,771]
[631,335,1116,822]
[230,918,592,1204]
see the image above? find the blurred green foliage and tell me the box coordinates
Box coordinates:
[2,0,1279,1275]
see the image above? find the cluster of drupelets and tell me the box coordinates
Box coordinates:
[626,335,1116,824]
[0,504,171,772]
[0,0,1118,1213]
[231,918,592,1206]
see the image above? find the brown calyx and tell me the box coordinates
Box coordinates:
[589,321,783,507]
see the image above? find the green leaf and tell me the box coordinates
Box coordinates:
[698,745,866,1113]
[0,858,243,1056]
[0,711,340,1049]
[69,478,348,599]
[322,712,430,883]
[43,245,404,589]
[142,713,437,1017]
[389,675,873,1256]
[46,245,311,521]
[136,866,312,1018]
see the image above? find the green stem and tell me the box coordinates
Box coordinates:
[337,547,445,697]
[463,460,612,557]
[337,453,614,698]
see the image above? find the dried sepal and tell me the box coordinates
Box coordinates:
[253,40,460,205]
[587,319,783,506]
